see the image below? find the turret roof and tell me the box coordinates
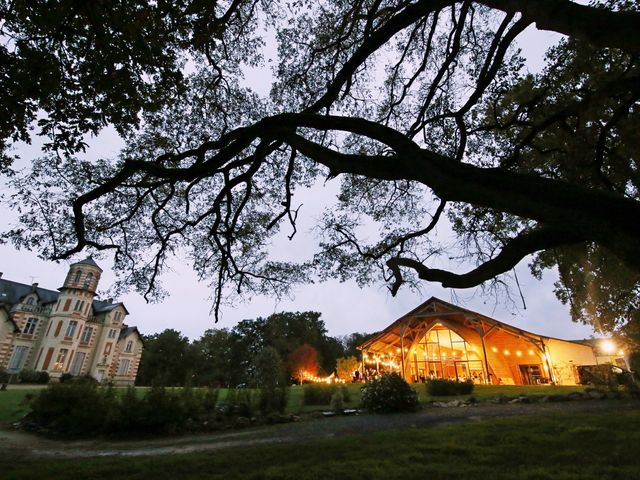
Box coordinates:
[71,256,103,271]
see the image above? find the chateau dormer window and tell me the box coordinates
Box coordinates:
[125,340,133,353]
[73,270,82,284]
[25,296,34,305]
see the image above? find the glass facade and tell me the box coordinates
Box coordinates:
[409,325,486,383]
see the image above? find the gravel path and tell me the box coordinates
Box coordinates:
[1,399,637,460]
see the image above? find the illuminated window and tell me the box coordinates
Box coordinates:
[415,325,485,382]
[53,349,68,371]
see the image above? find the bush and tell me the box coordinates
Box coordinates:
[330,390,344,412]
[426,379,475,396]
[202,387,220,414]
[259,386,288,415]
[59,373,74,383]
[18,370,49,384]
[0,368,9,385]
[360,373,419,413]
[28,383,111,436]
[218,388,258,417]
[303,384,351,406]
[70,374,98,385]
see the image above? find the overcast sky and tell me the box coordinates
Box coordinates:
[0,21,599,341]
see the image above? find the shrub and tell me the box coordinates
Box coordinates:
[0,368,9,385]
[259,386,288,415]
[18,370,49,384]
[426,379,475,396]
[202,387,220,414]
[219,388,258,417]
[70,374,98,385]
[27,383,112,436]
[361,373,419,413]
[59,373,74,383]
[330,390,344,412]
[303,384,351,406]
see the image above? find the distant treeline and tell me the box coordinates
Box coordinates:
[136,311,375,387]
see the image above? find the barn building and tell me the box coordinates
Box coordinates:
[358,297,627,386]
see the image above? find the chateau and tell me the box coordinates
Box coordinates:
[0,258,143,385]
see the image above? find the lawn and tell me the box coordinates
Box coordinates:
[3,409,638,479]
[0,389,36,423]
[0,383,587,425]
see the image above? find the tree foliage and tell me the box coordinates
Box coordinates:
[336,356,360,382]
[3,0,640,334]
[136,312,357,386]
[287,343,319,383]
[136,329,195,386]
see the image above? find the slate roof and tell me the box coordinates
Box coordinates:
[0,279,59,305]
[71,256,103,271]
[0,278,128,316]
[119,325,143,341]
[93,299,129,314]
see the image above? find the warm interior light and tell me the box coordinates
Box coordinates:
[516,351,522,357]
[491,347,498,352]
[601,340,616,355]
[528,350,535,355]
[503,350,510,355]
[617,349,625,356]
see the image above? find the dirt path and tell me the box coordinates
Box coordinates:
[1,399,637,460]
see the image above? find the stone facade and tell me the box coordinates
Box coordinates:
[0,258,143,385]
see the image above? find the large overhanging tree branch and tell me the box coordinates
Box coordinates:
[3,0,640,326]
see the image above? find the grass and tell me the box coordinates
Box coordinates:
[0,383,586,425]
[3,409,638,479]
[0,389,35,423]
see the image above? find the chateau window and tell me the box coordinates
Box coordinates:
[80,326,93,343]
[53,349,68,371]
[73,270,82,284]
[74,299,83,311]
[83,272,93,288]
[125,340,133,353]
[69,352,86,376]
[118,359,130,375]
[63,299,72,311]
[108,329,117,339]
[113,311,122,322]
[23,318,38,335]
[25,296,34,305]
[8,346,29,372]
[65,320,78,338]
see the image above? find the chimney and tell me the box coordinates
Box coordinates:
[107,298,113,304]
[31,282,39,290]
[0,272,3,279]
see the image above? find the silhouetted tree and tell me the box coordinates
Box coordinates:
[4,0,640,335]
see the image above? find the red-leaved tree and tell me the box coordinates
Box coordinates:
[287,344,319,383]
